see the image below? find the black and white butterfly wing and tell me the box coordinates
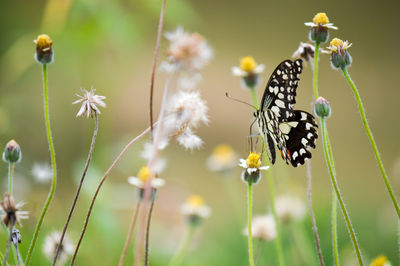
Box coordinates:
[260,59,303,120]
[279,110,318,167]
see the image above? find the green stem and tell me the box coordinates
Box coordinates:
[342,67,400,219]
[8,163,14,195]
[168,224,196,266]
[247,183,254,266]
[250,87,259,109]
[25,64,57,265]
[321,118,363,265]
[312,42,320,100]
[332,193,339,266]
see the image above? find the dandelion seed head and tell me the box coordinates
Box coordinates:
[43,231,74,265]
[292,42,315,62]
[243,214,277,241]
[72,88,106,118]
[32,163,52,183]
[0,193,29,227]
[275,195,306,222]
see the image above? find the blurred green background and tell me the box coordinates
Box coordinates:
[1,0,400,265]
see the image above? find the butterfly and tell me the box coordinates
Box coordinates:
[253,59,318,167]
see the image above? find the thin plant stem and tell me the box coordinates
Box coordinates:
[3,218,14,266]
[119,201,141,266]
[312,42,320,99]
[149,0,167,139]
[25,64,57,265]
[342,67,400,219]
[71,126,151,265]
[52,113,99,266]
[332,193,339,266]
[321,118,363,265]
[250,87,259,109]
[144,199,155,266]
[247,183,254,266]
[306,160,324,266]
[7,163,14,195]
[168,224,196,266]
[1,224,18,266]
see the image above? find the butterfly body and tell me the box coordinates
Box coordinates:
[254,59,318,167]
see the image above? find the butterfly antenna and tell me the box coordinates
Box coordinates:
[225,93,256,109]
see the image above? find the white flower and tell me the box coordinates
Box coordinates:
[327,38,352,54]
[275,195,306,222]
[206,144,238,172]
[180,195,211,219]
[304,12,338,30]
[232,56,265,78]
[32,163,52,183]
[128,166,165,189]
[72,88,106,118]
[162,26,213,72]
[238,153,269,175]
[243,214,276,241]
[43,231,74,265]
[292,42,315,62]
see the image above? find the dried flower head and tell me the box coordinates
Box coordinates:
[0,193,29,227]
[128,166,165,189]
[275,195,306,222]
[206,144,238,173]
[181,195,211,225]
[305,13,337,43]
[43,231,74,265]
[239,152,269,184]
[72,88,106,118]
[292,42,315,63]
[162,27,213,72]
[232,56,265,89]
[34,34,54,64]
[3,140,22,164]
[32,163,52,183]
[243,214,276,241]
[327,38,352,69]
[370,255,391,266]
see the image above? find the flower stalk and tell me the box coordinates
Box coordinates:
[247,183,255,266]
[168,224,197,266]
[7,163,14,195]
[119,201,141,266]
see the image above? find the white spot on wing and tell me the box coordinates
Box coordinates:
[301,112,307,120]
[275,99,285,108]
[292,151,298,160]
[307,132,313,139]
[300,148,306,155]
[306,123,312,130]
[301,138,308,146]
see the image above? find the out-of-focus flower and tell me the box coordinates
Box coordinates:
[243,214,276,241]
[206,144,238,173]
[161,27,213,72]
[72,88,106,118]
[181,195,211,225]
[292,42,315,63]
[370,255,392,266]
[313,96,331,118]
[141,142,167,174]
[43,231,74,265]
[0,193,29,226]
[305,13,337,43]
[3,140,21,164]
[128,166,165,200]
[239,153,269,184]
[32,163,52,183]
[232,56,265,89]
[34,34,54,64]
[275,195,306,222]
[327,38,352,69]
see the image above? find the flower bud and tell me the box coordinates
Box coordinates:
[327,38,352,69]
[313,97,331,118]
[34,34,54,64]
[309,27,329,43]
[3,140,21,163]
[241,169,261,185]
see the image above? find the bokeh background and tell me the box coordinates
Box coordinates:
[1,0,400,265]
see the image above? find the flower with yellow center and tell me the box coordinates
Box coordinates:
[305,12,338,29]
[327,38,353,69]
[34,34,54,64]
[239,152,269,184]
[34,34,53,52]
[128,166,165,189]
[206,144,238,172]
[327,38,352,54]
[181,194,211,219]
[232,56,265,78]
[370,255,391,266]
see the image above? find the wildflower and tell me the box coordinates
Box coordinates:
[206,144,238,173]
[313,96,331,118]
[181,195,211,226]
[327,38,352,69]
[161,27,213,72]
[305,12,337,43]
[72,88,106,118]
[292,42,315,63]
[43,231,74,265]
[370,255,391,266]
[34,34,54,64]
[2,140,21,164]
[239,152,269,184]
[232,56,265,89]
[0,193,29,227]
[32,163,52,183]
[243,214,276,241]
[275,195,306,222]
[128,166,165,200]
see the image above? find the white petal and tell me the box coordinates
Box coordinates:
[254,64,265,74]
[127,177,144,188]
[151,178,166,188]
[304,22,317,27]
[232,66,246,77]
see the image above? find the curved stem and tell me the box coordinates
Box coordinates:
[119,201,141,266]
[312,42,320,100]
[247,183,254,266]
[321,118,363,265]
[144,200,155,266]
[168,224,196,266]
[342,67,400,219]
[25,64,57,265]
[8,163,14,195]
[71,126,151,265]
[52,114,99,265]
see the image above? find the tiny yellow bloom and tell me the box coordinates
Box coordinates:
[313,12,329,25]
[246,152,261,168]
[327,38,352,54]
[187,195,204,207]
[34,34,53,51]
[240,56,257,72]
[370,255,391,266]
[181,194,211,219]
[137,166,152,182]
